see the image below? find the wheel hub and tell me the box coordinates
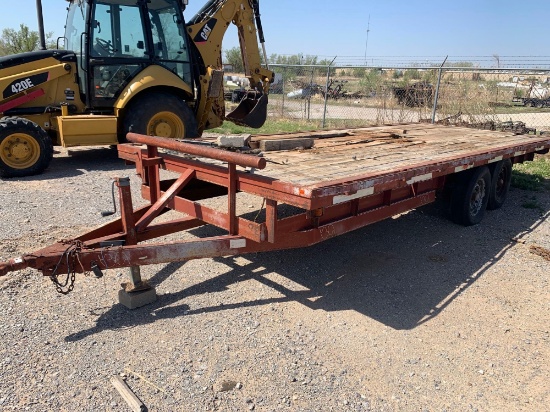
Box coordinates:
[496,170,507,195]
[470,179,486,215]
[152,120,173,138]
[9,139,30,159]
[147,111,185,139]
[0,133,40,169]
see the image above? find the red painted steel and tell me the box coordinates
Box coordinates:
[146,145,161,203]
[117,178,138,246]
[135,169,195,232]
[118,145,312,208]
[228,163,237,235]
[0,192,435,277]
[266,199,277,243]
[0,88,45,113]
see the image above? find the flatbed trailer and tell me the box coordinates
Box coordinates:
[0,124,549,302]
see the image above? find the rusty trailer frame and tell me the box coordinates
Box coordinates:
[1,125,549,289]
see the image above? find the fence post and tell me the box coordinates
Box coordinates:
[281,66,286,117]
[431,56,448,124]
[322,57,337,128]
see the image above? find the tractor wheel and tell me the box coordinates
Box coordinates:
[122,92,198,142]
[450,166,491,226]
[0,117,53,178]
[487,159,512,210]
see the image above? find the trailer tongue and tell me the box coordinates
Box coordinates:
[1,124,549,306]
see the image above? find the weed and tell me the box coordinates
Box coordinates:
[209,117,319,135]
[512,155,550,191]
[521,195,543,211]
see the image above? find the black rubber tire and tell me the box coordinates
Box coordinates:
[0,117,53,178]
[122,92,198,142]
[487,159,512,210]
[450,166,491,226]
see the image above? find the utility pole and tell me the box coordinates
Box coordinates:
[364,15,370,66]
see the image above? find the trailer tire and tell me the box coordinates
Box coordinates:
[122,92,198,142]
[487,159,512,210]
[450,166,491,226]
[0,117,53,178]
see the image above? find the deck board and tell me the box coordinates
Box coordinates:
[250,125,549,188]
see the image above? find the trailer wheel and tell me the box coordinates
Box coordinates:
[487,159,512,210]
[450,166,491,226]
[0,117,53,178]
[123,92,198,142]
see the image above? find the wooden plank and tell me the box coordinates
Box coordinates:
[152,124,550,204]
[255,129,549,186]
[252,130,351,141]
[260,138,314,151]
[111,376,146,412]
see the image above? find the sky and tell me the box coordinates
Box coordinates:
[1,0,548,67]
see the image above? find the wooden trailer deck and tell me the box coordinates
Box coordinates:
[111,124,550,213]
[251,124,549,188]
[140,123,549,210]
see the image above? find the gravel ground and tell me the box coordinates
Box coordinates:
[0,147,549,411]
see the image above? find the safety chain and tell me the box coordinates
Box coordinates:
[48,240,85,295]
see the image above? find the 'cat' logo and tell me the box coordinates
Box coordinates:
[194,19,217,43]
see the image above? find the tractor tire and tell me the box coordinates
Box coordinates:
[0,117,53,178]
[449,166,491,226]
[487,159,512,210]
[122,92,198,142]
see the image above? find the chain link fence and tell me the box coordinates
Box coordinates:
[230,64,550,133]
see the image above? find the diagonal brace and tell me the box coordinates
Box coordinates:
[135,169,195,233]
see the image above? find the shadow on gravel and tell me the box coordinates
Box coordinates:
[6,147,130,182]
[65,192,548,340]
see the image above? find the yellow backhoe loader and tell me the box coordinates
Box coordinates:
[0,0,273,177]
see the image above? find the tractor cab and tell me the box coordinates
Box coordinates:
[64,0,193,109]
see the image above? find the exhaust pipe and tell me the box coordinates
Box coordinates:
[36,0,47,50]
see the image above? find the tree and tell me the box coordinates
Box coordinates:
[0,24,55,56]
[224,47,244,73]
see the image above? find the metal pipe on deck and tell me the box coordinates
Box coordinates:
[125,133,267,170]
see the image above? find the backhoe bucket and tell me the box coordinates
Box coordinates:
[226,93,268,128]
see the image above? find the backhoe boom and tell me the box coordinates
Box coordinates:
[187,0,274,130]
